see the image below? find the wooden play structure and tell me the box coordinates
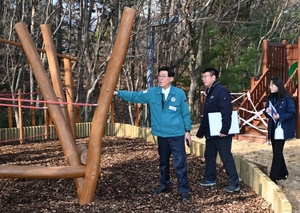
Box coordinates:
[237,38,300,143]
[0,7,136,205]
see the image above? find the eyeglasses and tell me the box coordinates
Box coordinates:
[201,75,212,79]
[158,75,169,79]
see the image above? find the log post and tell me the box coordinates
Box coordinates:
[14,22,83,194]
[135,103,139,126]
[76,105,81,123]
[79,7,136,205]
[111,99,115,123]
[18,89,24,144]
[40,24,72,128]
[44,103,49,140]
[64,58,76,138]
[31,108,36,126]
[8,107,12,128]
[262,39,268,75]
[77,144,88,165]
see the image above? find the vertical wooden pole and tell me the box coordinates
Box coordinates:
[76,105,81,123]
[8,107,12,128]
[18,89,24,144]
[40,24,72,129]
[262,40,268,75]
[135,103,139,126]
[31,108,36,126]
[64,58,76,139]
[111,99,115,123]
[44,103,49,140]
[281,40,288,83]
[79,7,136,205]
[14,22,83,194]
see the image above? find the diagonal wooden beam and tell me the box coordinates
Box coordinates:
[0,37,78,61]
[79,6,136,205]
[14,22,83,194]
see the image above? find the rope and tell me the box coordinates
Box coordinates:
[0,97,98,107]
[0,103,46,109]
[245,91,268,127]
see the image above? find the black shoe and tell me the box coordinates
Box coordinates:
[271,179,277,184]
[181,192,189,202]
[153,185,171,195]
[278,175,288,180]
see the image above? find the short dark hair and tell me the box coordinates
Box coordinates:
[202,67,219,79]
[158,66,175,77]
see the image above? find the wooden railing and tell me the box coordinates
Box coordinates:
[239,67,298,134]
[239,69,271,130]
[285,68,298,96]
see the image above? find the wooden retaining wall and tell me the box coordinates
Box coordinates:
[0,123,292,213]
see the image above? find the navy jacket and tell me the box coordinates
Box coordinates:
[196,80,232,139]
[264,94,296,140]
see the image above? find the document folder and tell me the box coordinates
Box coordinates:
[208,111,240,136]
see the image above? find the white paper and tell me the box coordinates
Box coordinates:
[208,111,240,136]
[268,101,277,122]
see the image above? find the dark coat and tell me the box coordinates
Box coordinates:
[196,80,233,139]
[265,94,296,140]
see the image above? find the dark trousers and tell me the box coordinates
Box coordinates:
[204,137,239,186]
[269,139,288,180]
[157,136,189,193]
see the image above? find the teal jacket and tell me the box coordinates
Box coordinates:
[117,85,192,137]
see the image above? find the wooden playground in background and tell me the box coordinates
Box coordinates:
[235,38,300,143]
[0,7,136,205]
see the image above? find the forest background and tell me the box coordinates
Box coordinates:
[0,0,300,128]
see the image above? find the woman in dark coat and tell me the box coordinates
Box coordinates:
[264,77,296,184]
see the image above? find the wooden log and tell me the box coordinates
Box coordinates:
[79,7,136,205]
[76,105,81,123]
[14,22,83,193]
[0,38,78,61]
[41,24,71,128]
[44,103,49,140]
[64,58,76,138]
[0,165,86,179]
[135,103,139,126]
[8,106,12,128]
[18,89,24,144]
[77,144,88,165]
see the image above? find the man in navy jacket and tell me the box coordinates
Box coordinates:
[196,67,240,193]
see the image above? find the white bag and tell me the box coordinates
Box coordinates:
[274,122,284,140]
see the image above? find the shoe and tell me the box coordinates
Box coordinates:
[181,192,189,202]
[224,185,240,193]
[153,185,171,195]
[198,180,216,186]
[278,175,288,180]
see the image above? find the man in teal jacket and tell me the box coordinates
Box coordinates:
[114,66,192,202]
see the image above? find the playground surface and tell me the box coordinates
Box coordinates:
[231,137,300,212]
[191,124,300,213]
[0,136,273,212]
